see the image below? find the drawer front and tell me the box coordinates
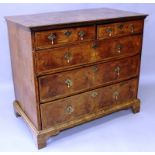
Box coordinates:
[95,35,142,61]
[39,55,140,103]
[35,41,96,74]
[41,78,138,129]
[97,20,143,39]
[35,26,95,50]
[35,35,142,74]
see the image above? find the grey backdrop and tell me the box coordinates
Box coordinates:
[0,4,155,151]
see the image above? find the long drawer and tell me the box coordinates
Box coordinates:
[39,55,140,103]
[35,35,142,74]
[41,78,138,129]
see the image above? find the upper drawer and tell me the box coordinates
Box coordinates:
[35,35,142,74]
[39,55,139,103]
[34,26,95,50]
[97,20,144,39]
[41,78,138,129]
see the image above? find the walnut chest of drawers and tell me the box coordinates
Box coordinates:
[6,8,147,149]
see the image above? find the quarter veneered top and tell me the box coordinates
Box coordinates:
[5,8,147,29]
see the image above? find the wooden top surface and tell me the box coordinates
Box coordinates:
[5,8,147,28]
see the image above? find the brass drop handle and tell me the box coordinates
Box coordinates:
[64,51,72,63]
[91,91,98,98]
[64,30,72,37]
[114,66,120,77]
[116,44,123,53]
[78,31,86,40]
[65,79,73,88]
[48,33,56,45]
[92,65,98,72]
[106,28,113,37]
[65,105,74,114]
[130,24,134,33]
[113,91,119,101]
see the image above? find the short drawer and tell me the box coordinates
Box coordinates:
[39,55,140,103]
[35,35,142,74]
[40,78,138,129]
[97,20,143,39]
[34,26,95,50]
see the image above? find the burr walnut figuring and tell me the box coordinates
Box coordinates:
[6,8,147,149]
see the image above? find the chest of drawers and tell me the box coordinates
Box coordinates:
[5,8,147,149]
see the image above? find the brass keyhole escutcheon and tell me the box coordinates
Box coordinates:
[92,65,98,73]
[118,24,124,30]
[65,105,74,114]
[64,30,72,37]
[92,42,97,49]
[65,79,73,88]
[91,91,98,98]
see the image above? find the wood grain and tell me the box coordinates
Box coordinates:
[35,26,95,50]
[13,95,141,149]
[35,35,142,74]
[97,19,144,39]
[5,8,147,29]
[6,8,147,149]
[6,21,41,130]
[39,55,140,103]
[41,78,138,129]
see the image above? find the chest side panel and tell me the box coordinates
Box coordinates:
[7,21,41,130]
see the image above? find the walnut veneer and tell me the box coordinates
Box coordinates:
[5,8,147,149]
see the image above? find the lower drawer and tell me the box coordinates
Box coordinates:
[39,55,139,103]
[41,78,138,129]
